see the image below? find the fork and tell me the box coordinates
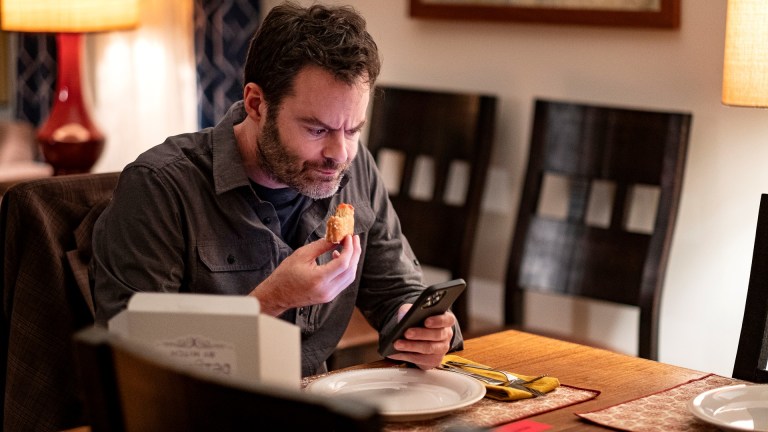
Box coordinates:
[439,364,545,397]
[445,361,548,397]
[439,364,506,385]
[445,360,519,382]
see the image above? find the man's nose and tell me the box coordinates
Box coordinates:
[322,132,348,162]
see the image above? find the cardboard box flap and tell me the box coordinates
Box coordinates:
[127,292,260,315]
[109,292,299,388]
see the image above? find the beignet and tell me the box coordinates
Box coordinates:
[325,203,354,244]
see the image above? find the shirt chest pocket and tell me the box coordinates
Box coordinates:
[197,237,278,272]
[195,238,281,295]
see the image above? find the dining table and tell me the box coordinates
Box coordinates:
[64,328,746,432]
[308,328,746,432]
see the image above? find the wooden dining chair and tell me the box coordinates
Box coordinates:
[0,172,120,431]
[733,194,768,383]
[329,85,497,369]
[504,98,691,361]
[73,326,383,432]
[366,85,497,329]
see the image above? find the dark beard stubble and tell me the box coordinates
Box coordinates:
[256,111,350,199]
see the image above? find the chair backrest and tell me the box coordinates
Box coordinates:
[504,99,691,360]
[0,172,120,431]
[733,194,768,383]
[73,326,383,432]
[366,85,497,329]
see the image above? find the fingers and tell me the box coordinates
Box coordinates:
[386,338,451,370]
[423,310,457,329]
[328,235,361,288]
[307,235,360,299]
[386,352,446,370]
[301,237,342,260]
[301,235,359,274]
[385,311,455,369]
[326,235,359,267]
[398,325,454,346]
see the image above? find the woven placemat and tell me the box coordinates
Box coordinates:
[303,369,599,432]
[576,374,745,432]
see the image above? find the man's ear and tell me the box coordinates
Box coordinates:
[243,83,267,122]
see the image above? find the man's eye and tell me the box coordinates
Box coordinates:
[309,128,327,136]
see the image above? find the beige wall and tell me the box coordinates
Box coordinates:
[260,0,768,377]
[67,0,763,377]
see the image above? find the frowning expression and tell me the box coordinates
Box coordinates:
[256,65,370,199]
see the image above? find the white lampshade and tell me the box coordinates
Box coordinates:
[723,0,768,107]
[0,0,140,33]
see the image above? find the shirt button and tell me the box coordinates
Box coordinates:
[227,254,236,264]
[263,217,272,224]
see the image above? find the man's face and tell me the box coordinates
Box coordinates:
[256,66,370,199]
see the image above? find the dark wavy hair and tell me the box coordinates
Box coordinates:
[243,2,381,109]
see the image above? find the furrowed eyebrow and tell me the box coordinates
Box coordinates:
[348,120,366,133]
[300,116,366,133]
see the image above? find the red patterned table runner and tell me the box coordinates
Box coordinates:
[303,371,599,432]
[576,374,745,431]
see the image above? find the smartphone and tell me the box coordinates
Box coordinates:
[378,278,466,357]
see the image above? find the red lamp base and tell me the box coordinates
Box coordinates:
[38,33,105,176]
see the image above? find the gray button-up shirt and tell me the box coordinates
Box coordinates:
[91,101,463,376]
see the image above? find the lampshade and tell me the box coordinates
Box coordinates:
[0,0,140,33]
[722,0,768,107]
[0,0,140,175]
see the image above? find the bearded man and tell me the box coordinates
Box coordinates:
[91,2,463,377]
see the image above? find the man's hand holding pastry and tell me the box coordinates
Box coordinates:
[250,204,360,316]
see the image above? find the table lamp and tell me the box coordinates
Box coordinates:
[0,0,140,175]
[723,0,768,107]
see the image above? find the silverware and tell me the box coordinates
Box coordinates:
[446,360,518,383]
[438,364,507,386]
[439,363,545,397]
[508,376,547,397]
[444,361,548,397]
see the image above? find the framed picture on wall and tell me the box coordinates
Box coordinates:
[409,0,681,29]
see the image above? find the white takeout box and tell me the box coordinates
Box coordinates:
[108,292,300,389]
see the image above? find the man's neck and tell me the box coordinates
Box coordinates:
[233,120,285,189]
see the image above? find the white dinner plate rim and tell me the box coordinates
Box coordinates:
[304,367,486,421]
[688,383,768,432]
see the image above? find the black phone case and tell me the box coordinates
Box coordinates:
[378,278,466,357]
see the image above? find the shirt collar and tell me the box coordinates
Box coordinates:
[212,101,252,194]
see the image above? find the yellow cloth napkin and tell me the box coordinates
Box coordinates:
[442,354,560,401]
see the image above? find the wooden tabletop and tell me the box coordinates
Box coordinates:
[429,329,708,430]
[64,329,712,432]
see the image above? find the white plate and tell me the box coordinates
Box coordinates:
[305,368,486,422]
[688,384,768,431]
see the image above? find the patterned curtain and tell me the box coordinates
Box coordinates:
[14,34,56,127]
[194,0,261,129]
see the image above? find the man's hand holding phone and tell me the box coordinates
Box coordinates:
[379,279,466,370]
